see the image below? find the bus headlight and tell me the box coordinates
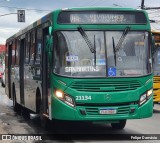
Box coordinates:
[55,90,64,99]
[147,89,153,99]
[65,95,75,107]
[55,90,75,107]
[139,88,153,106]
[139,93,147,105]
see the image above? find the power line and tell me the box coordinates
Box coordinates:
[140,0,160,10]
[145,7,160,10]
[0,12,16,17]
[113,4,122,7]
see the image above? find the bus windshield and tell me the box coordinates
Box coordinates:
[53,31,149,77]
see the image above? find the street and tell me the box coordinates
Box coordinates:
[0,86,160,142]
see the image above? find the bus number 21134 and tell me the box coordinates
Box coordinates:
[76,96,92,101]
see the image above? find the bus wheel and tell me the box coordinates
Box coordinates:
[13,89,20,113]
[39,104,51,130]
[21,107,30,119]
[111,120,126,129]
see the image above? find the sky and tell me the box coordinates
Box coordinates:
[0,0,160,44]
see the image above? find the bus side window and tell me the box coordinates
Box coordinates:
[35,27,42,64]
[25,33,30,64]
[30,31,36,64]
[11,41,16,66]
[16,39,20,65]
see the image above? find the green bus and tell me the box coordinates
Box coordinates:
[5,7,153,129]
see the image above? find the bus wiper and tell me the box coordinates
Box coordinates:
[115,26,130,52]
[93,35,96,67]
[112,37,117,66]
[77,27,96,53]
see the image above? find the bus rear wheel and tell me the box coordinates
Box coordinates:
[111,120,126,129]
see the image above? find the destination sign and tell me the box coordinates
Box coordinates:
[58,11,147,24]
[70,14,135,24]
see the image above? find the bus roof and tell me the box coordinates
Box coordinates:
[60,7,135,11]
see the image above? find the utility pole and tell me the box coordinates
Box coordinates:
[140,0,160,23]
[141,0,145,9]
[141,0,160,10]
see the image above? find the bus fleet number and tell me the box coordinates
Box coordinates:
[76,96,92,101]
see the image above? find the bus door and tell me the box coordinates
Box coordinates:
[19,38,25,105]
[41,27,50,115]
[7,43,12,99]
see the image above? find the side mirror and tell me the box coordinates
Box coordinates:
[45,26,53,61]
[49,26,52,35]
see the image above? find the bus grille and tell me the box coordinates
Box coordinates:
[84,106,130,115]
[70,81,141,92]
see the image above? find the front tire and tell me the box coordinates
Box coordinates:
[39,103,51,130]
[111,120,126,129]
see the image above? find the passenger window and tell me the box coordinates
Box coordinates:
[30,31,35,63]
[11,41,16,65]
[36,28,42,63]
[25,33,30,63]
[16,39,20,65]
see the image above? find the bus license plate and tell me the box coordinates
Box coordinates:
[99,108,117,114]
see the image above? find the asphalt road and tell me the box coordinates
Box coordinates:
[0,86,160,143]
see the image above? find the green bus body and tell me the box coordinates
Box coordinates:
[5,7,153,128]
[52,74,153,120]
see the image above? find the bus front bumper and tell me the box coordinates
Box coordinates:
[51,97,153,121]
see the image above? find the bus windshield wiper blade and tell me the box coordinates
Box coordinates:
[77,27,96,53]
[94,35,96,67]
[112,37,117,66]
[115,26,130,52]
